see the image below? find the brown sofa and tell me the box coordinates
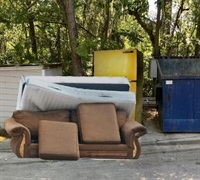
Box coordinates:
[4,103,147,159]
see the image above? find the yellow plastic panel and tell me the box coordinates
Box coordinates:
[94,49,137,81]
[129,82,137,120]
[129,81,136,94]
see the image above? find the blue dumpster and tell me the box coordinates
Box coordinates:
[157,58,200,132]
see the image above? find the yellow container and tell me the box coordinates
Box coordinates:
[94,49,137,80]
[94,49,143,123]
[129,82,136,119]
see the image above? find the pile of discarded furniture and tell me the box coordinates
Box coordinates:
[4,76,147,160]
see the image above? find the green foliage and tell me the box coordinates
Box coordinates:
[77,39,97,59]
[0,0,65,65]
[129,0,149,15]
[0,0,199,95]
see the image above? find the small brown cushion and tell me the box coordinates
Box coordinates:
[39,121,79,160]
[13,110,70,139]
[77,103,121,144]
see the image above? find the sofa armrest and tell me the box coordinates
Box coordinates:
[121,118,147,143]
[4,118,31,139]
[4,118,31,157]
[121,118,147,159]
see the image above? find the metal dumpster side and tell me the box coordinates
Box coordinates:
[156,58,200,132]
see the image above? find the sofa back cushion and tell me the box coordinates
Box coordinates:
[116,110,127,128]
[71,110,127,129]
[77,103,121,144]
[13,110,70,139]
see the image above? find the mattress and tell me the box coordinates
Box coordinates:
[17,77,135,117]
[20,76,130,91]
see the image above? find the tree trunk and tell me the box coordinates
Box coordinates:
[128,2,162,58]
[56,0,86,75]
[28,17,38,62]
[153,1,162,58]
[166,0,187,56]
[56,26,61,62]
[161,0,172,50]
[163,0,172,35]
[104,1,111,40]
[128,9,155,55]
[26,0,38,62]
[195,9,200,56]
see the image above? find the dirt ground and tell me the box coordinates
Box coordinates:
[142,107,161,130]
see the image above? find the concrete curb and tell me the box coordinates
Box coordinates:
[0,139,11,151]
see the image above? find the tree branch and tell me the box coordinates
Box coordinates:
[167,0,189,55]
[26,0,39,11]
[128,7,155,44]
[77,24,97,38]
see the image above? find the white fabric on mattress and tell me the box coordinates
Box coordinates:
[18,79,135,117]
[21,76,130,85]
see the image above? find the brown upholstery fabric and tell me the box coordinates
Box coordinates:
[121,118,147,148]
[39,121,79,160]
[77,103,121,144]
[27,144,39,158]
[13,110,70,139]
[4,108,146,159]
[79,144,129,151]
[80,144,130,159]
[116,110,127,128]
[71,110,78,124]
[71,110,126,129]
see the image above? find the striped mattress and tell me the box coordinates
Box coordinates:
[17,77,136,117]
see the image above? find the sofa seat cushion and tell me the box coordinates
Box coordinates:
[77,103,121,144]
[79,144,130,158]
[13,110,70,139]
[79,144,129,151]
[39,121,79,160]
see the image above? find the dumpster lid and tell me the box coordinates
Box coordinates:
[157,58,200,79]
